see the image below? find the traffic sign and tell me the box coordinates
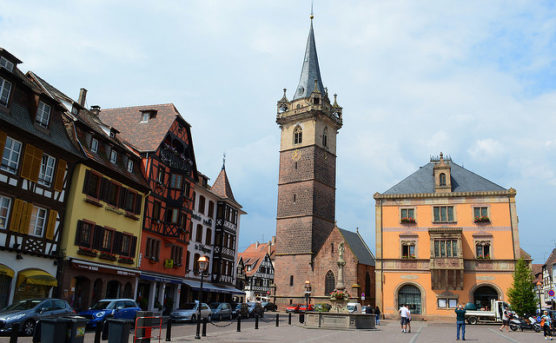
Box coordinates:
[549,289,555,297]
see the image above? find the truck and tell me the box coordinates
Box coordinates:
[465,300,511,325]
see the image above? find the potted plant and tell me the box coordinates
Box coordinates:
[474,216,490,223]
[401,217,416,224]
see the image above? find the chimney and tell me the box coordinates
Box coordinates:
[90,105,101,116]
[271,236,276,245]
[78,88,87,106]
[255,241,259,249]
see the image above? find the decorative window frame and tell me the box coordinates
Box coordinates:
[400,207,417,224]
[293,125,303,145]
[399,234,418,259]
[474,239,493,259]
[473,205,490,223]
[432,205,457,223]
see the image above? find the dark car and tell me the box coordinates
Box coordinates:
[286,304,303,313]
[0,298,75,336]
[79,299,140,328]
[232,303,249,319]
[261,302,277,312]
[210,302,232,321]
[247,302,264,318]
[314,303,331,313]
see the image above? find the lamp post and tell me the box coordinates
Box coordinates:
[195,255,209,340]
[537,281,543,314]
[304,280,312,310]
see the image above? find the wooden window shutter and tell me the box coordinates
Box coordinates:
[119,188,127,209]
[53,159,66,192]
[20,144,43,182]
[8,199,25,232]
[19,202,33,234]
[0,130,6,161]
[134,194,142,215]
[74,221,83,246]
[92,226,104,250]
[45,209,57,240]
[82,170,90,194]
[130,236,137,258]
[112,231,122,254]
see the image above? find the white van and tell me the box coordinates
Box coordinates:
[347,303,362,314]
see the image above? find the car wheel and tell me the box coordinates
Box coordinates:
[191,315,196,323]
[467,317,477,325]
[23,320,36,336]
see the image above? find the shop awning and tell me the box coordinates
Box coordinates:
[0,264,14,278]
[17,269,57,288]
[140,273,183,285]
[182,279,245,295]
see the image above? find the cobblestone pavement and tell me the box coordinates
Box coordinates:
[3,316,551,342]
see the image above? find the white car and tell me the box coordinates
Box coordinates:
[347,303,362,314]
[170,302,211,323]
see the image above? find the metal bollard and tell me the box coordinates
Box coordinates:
[276,313,279,327]
[94,321,103,343]
[237,315,241,332]
[9,323,19,343]
[288,312,291,325]
[202,318,207,337]
[255,314,259,329]
[166,318,172,342]
[102,320,109,340]
[299,313,304,324]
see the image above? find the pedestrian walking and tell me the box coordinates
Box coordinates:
[499,308,510,332]
[399,304,409,333]
[455,304,466,341]
[541,311,552,340]
[375,306,381,326]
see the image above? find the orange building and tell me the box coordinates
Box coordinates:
[374,153,527,319]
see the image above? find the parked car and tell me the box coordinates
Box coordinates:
[170,302,211,323]
[286,304,303,313]
[347,303,362,314]
[210,302,232,321]
[247,302,264,318]
[0,298,75,336]
[261,301,277,312]
[314,303,331,313]
[79,298,140,328]
[299,304,315,312]
[232,303,249,319]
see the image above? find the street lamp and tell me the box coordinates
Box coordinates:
[304,280,312,310]
[537,281,543,314]
[195,255,209,340]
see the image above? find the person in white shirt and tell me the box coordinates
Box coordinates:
[399,304,409,333]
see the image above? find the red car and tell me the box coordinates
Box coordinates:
[299,304,314,312]
[286,304,303,313]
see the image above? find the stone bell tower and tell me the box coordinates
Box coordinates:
[273,14,343,306]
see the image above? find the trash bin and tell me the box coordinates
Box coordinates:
[107,318,132,343]
[135,311,153,343]
[40,316,87,343]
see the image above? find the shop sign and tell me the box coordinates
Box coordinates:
[72,262,139,277]
[164,259,174,269]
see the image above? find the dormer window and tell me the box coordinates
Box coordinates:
[439,173,446,186]
[91,138,98,153]
[110,149,117,164]
[0,77,12,106]
[36,101,51,128]
[0,57,14,72]
[109,129,116,138]
[140,110,157,123]
[313,97,320,105]
[127,159,134,173]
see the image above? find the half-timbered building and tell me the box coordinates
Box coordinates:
[238,240,275,302]
[0,48,81,307]
[29,79,150,311]
[100,104,197,312]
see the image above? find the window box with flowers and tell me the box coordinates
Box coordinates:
[402,255,416,259]
[401,217,416,224]
[476,255,491,260]
[474,216,490,224]
[77,246,98,257]
[99,251,117,261]
[330,290,350,301]
[118,256,134,264]
[148,256,159,264]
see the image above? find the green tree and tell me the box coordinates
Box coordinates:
[507,258,537,316]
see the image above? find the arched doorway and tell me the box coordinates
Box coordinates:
[73,276,91,311]
[473,285,499,310]
[106,280,120,299]
[398,285,421,314]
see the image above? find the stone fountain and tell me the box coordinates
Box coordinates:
[304,241,375,330]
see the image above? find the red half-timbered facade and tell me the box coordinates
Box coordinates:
[0,48,81,308]
[101,104,198,312]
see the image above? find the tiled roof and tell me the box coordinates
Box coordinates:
[383,160,506,195]
[520,248,532,262]
[544,248,556,267]
[100,104,189,152]
[211,167,240,207]
[532,264,543,283]
[237,242,275,277]
[338,228,375,266]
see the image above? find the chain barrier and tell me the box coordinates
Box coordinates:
[209,317,236,328]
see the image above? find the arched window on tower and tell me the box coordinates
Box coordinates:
[325,271,335,296]
[294,126,302,145]
[439,173,446,186]
[322,127,328,147]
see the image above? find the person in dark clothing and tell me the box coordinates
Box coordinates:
[375,306,381,326]
[455,304,466,341]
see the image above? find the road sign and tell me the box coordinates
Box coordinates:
[549,289,555,297]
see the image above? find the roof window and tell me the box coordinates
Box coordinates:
[0,56,14,72]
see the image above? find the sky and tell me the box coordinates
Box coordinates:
[1,0,555,264]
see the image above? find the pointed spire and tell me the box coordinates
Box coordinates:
[222,153,226,170]
[211,166,237,203]
[293,19,325,100]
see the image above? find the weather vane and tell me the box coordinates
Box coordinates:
[222,153,226,169]
[310,0,314,20]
